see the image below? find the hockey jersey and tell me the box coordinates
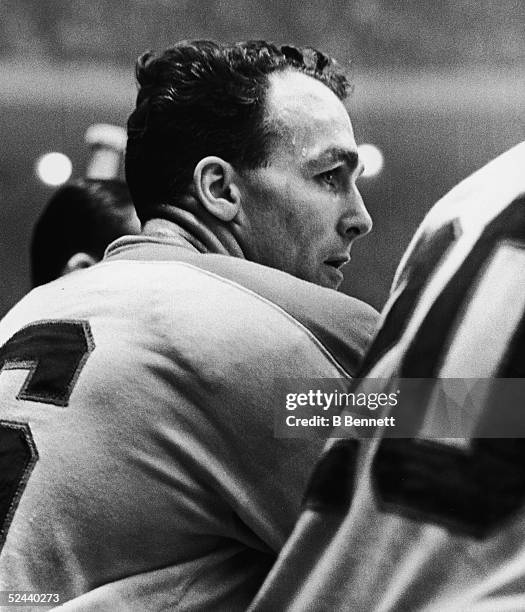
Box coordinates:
[0,237,377,611]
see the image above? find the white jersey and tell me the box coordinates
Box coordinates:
[249,141,525,611]
[0,236,377,611]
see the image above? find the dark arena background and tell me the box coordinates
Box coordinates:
[0,0,524,316]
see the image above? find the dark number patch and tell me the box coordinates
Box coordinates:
[0,422,38,549]
[0,320,93,552]
[0,320,94,406]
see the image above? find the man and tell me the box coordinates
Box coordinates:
[249,142,525,611]
[31,124,141,286]
[0,41,377,610]
[31,178,141,286]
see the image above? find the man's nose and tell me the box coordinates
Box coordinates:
[338,188,373,239]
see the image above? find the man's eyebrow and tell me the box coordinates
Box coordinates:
[305,147,360,172]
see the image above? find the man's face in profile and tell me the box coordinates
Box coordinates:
[237,69,372,289]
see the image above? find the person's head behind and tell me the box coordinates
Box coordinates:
[31,179,140,287]
[126,40,372,288]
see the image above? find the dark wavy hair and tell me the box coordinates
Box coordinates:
[31,179,136,287]
[125,40,351,222]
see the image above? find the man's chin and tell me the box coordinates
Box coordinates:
[286,264,343,290]
[321,264,344,290]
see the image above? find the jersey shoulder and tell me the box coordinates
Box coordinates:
[105,239,379,377]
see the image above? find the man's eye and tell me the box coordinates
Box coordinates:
[319,170,337,186]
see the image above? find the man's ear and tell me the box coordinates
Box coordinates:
[193,156,241,222]
[61,252,98,276]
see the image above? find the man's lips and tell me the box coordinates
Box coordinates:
[324,255,351,270]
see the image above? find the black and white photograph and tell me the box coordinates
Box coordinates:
[0,2,524,610]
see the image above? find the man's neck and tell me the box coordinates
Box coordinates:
[142,195,246,258]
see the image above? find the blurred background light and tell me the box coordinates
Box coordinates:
[358,143,384,178]
[35,152,72,187]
